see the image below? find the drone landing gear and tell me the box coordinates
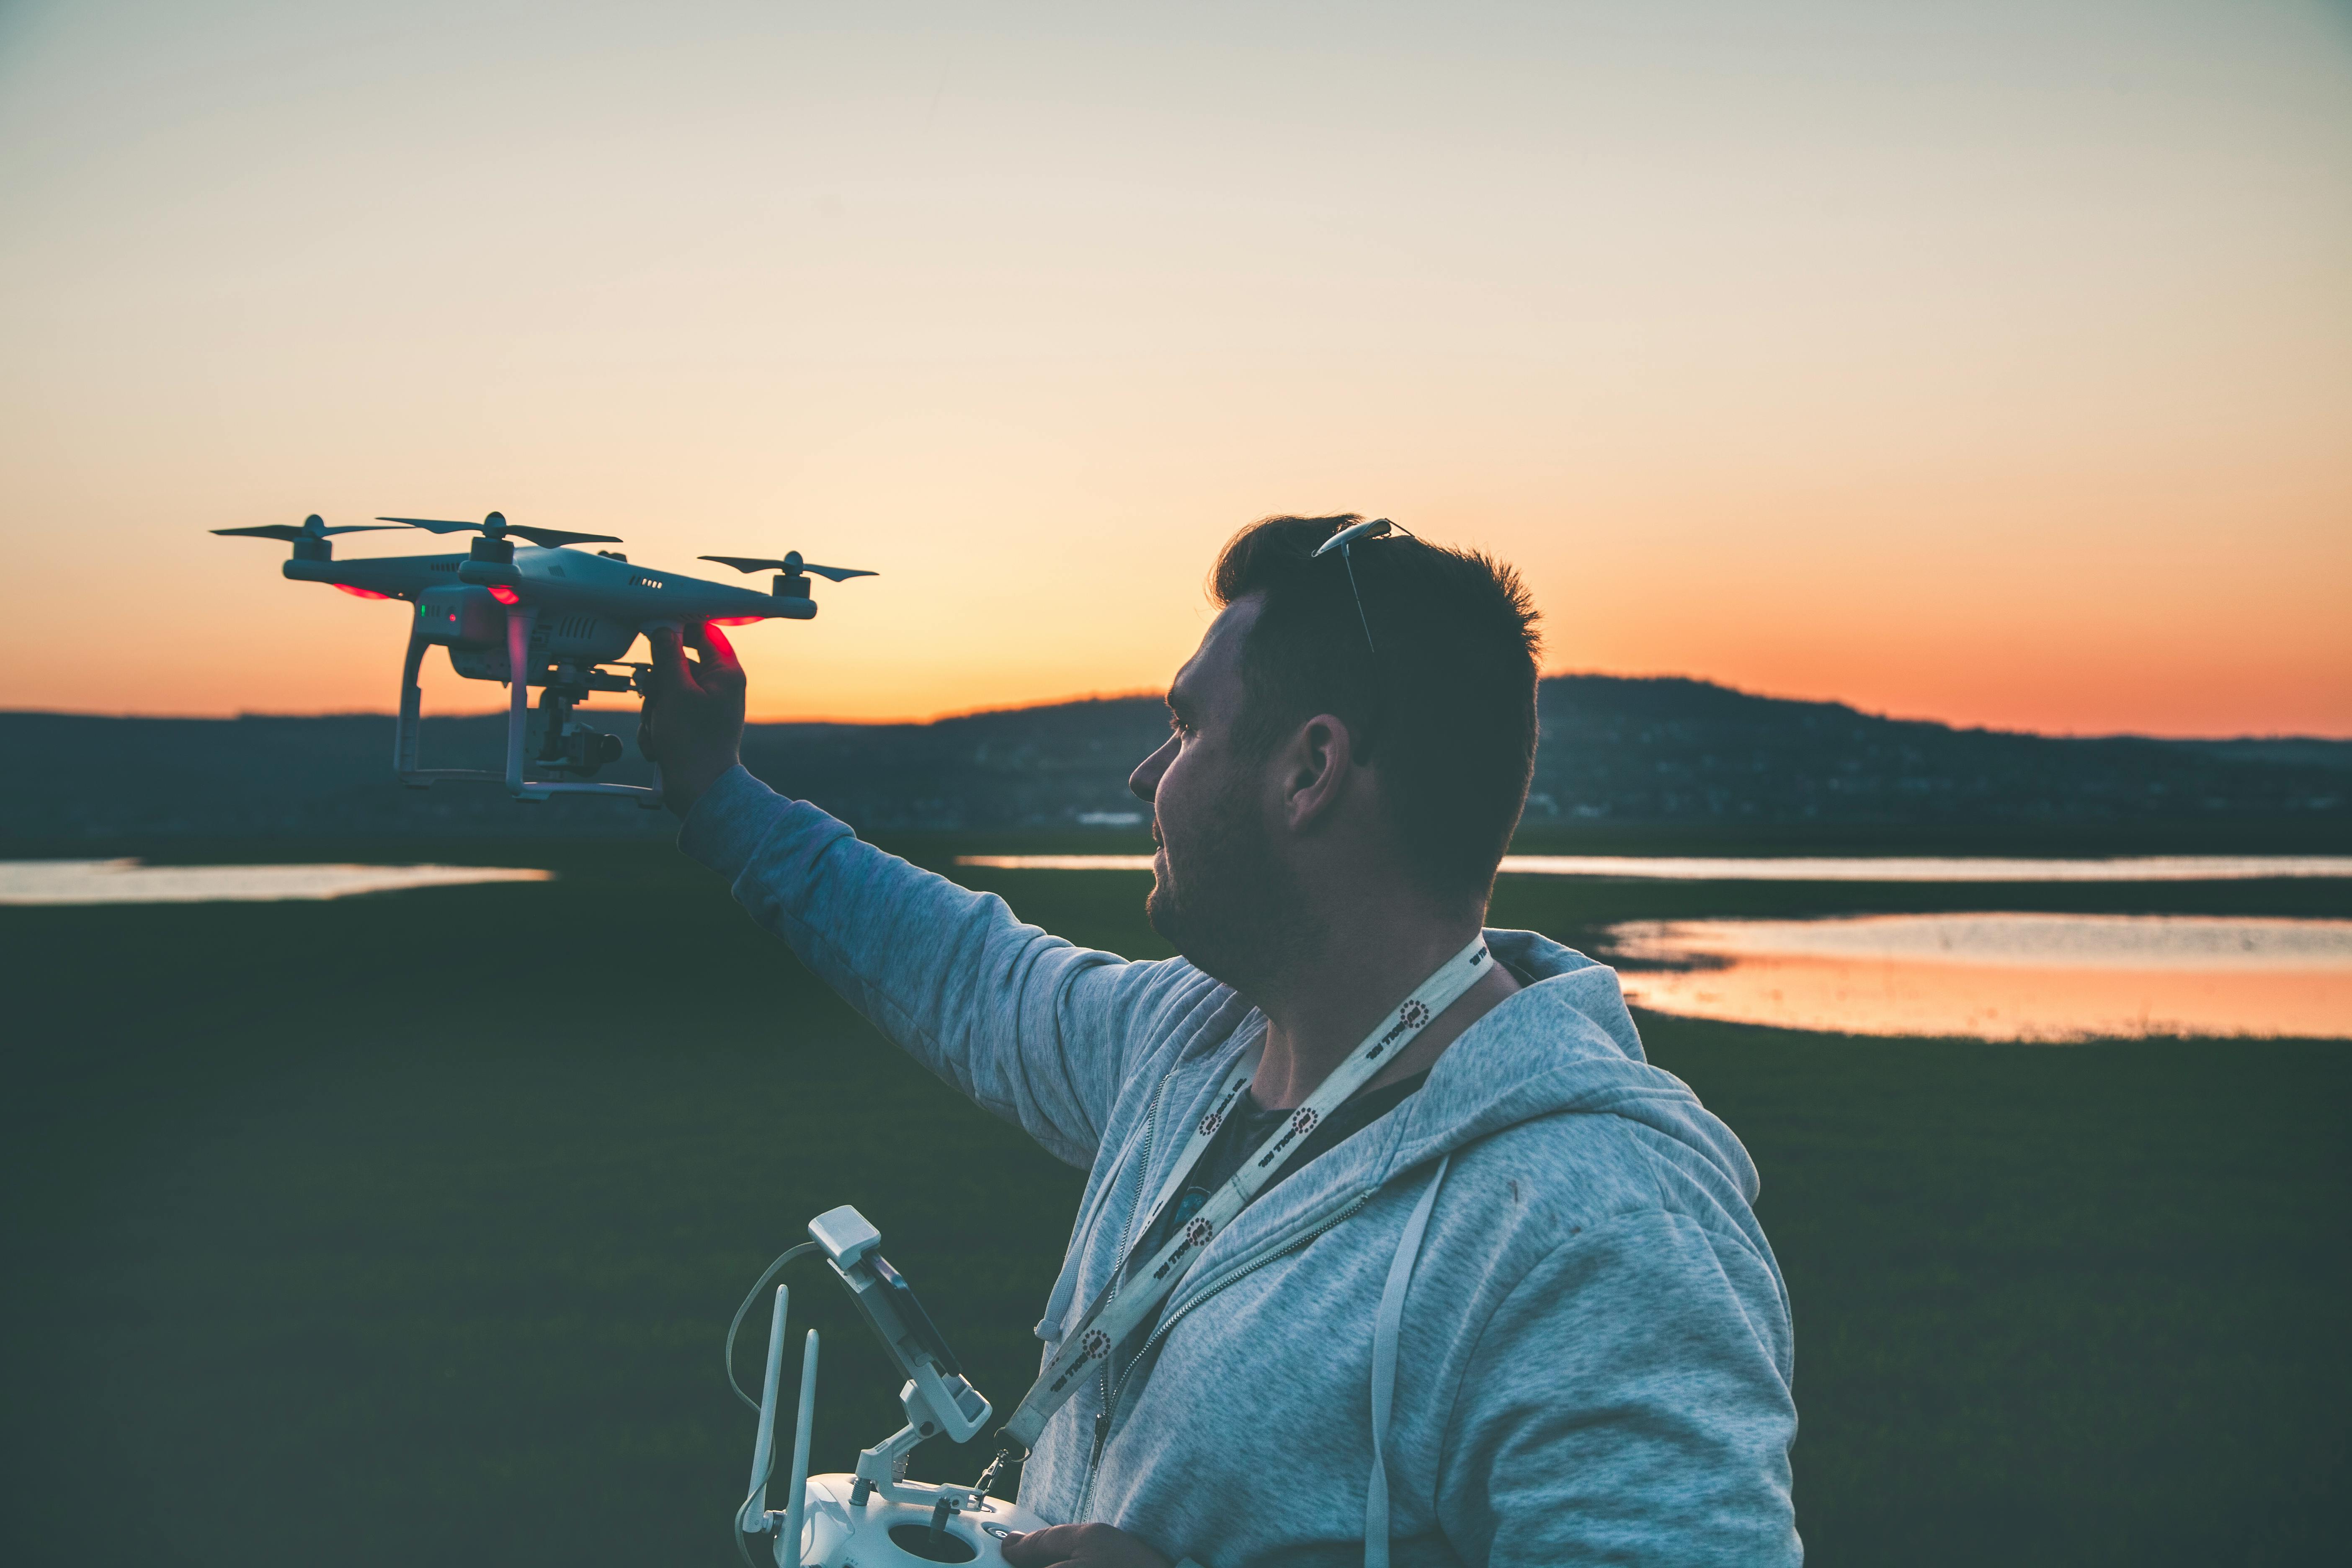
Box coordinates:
[394,611,663,805]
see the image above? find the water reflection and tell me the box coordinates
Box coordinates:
[957,854,2352,882]
[0,860,554,906]
[1501,854,2352,882]
[1608,914,2352,1041]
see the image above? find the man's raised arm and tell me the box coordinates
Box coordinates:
[644,623,1205,1167]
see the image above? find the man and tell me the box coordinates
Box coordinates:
[644,516,1800,1566]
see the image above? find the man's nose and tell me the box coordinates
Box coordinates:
[1129,736,1174,803]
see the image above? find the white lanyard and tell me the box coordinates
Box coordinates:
[999,934,1491,1454]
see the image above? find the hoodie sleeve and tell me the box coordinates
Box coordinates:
[1439,1209,1800,1565]
[678,765,1193,1168]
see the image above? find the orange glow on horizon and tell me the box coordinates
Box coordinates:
[0,4,2345,739]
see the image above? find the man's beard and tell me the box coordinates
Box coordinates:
[1145,772,1312,997]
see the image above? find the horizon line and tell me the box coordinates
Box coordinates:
[5,668,2349,747]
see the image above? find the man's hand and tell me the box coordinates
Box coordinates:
[640,621,747,818]
[999,1524,1172,1568]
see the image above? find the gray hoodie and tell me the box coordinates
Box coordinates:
[684,767,1801,1565]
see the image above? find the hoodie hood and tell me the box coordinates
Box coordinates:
[1375,926,1763,1204]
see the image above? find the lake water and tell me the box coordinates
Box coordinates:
[15,858,2343,1039]
[956,854,2352,882]
[950,854,2352,1039]
[0,860,554,906]
[1607,914,2352,1041]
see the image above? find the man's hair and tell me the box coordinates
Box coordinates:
[1210,515,1542,901]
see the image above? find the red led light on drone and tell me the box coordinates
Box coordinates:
[486,585,521,606]
[709,616,766,626]
[332,583,391,600]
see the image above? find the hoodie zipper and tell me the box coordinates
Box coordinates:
[1077,1187,1377,1519]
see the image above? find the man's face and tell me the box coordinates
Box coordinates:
[1128,596,1300,987]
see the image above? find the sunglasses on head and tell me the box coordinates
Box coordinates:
[1312,517,1413,654]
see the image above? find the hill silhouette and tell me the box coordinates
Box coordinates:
[3,675,2344,841]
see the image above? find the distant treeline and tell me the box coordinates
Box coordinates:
[5,675,2346,841]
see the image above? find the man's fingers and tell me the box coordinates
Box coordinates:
[683,620,746,692]
[1000,1524,1104,1567]
[998,1522,1165,1568]
[691,619,748,682]
[648,624,697,697]
[997,1528,1065,1568]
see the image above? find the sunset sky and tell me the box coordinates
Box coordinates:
[1,0,2346,737]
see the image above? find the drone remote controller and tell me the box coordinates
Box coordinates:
[736,1207,1049,1568]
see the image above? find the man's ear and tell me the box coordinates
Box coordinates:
[1277,712,1361,833]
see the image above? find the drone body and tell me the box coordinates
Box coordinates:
[216,512,872,803]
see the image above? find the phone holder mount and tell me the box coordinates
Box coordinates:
[738,1205,1047,1568]
[816,1206,993,1511]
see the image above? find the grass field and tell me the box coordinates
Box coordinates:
[3,835,2347,1566]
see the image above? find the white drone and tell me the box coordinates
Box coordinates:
[213,511,873,804]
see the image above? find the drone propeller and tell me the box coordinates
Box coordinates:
[376,511,622,549]
[212,513,402,542]
[699,551,877,583]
